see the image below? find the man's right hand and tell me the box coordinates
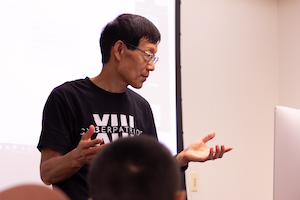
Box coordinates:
[40,125,107,185]
[72,125,106,166]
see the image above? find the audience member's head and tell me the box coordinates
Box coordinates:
[88,135,185,200]
[0,184,69,200]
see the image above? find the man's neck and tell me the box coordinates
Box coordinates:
[90,65,128,93]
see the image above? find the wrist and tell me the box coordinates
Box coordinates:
[69,148,86,168]
[176,151,189,168]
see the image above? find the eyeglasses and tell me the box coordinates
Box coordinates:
[123,42,159,65]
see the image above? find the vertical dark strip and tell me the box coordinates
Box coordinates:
[175,0,187,194]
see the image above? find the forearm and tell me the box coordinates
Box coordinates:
[40,149,83,185]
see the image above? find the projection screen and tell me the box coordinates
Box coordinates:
[0,0,182,191]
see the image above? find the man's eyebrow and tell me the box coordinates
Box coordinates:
[146,47,155,54]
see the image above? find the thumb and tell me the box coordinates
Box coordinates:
[202,132,216,143]
[81,125,95,140]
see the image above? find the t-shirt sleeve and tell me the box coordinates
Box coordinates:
[37,87,74,154]
[145,103,158,139]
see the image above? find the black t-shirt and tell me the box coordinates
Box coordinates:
[37,77,157,200]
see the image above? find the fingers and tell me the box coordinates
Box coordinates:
[225,147,233,152]
[86,143,110,164]
[211,145,231,160]
[75,139,108,165]
[208,147,214,160]
[80,125,103,148]
[89,137,103,147]
[73,125,107,166]
[200,132,233,161]
[213,145,221,159]
[202,132,216,143]
[81,125,95,141]
[218,145,227,158]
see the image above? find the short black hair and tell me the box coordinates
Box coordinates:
[88,135,181,200]
[100,13,161,63]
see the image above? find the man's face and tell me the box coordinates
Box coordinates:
[118,39,158,89]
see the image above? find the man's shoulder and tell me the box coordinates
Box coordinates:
[52,77,91,94]
[56,77,88,89]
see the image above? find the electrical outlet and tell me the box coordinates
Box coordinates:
[191,172,198,192]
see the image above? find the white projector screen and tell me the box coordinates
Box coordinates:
[0,0,180,191]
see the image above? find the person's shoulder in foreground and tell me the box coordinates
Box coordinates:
[88,135,186,200]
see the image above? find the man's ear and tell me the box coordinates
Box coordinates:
[113,40,124,61]
[174,190,186,200]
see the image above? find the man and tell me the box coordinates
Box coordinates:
[87,135,186,200]
[38,14,232,200]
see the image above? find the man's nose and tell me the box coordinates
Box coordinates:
[147,62,155,71]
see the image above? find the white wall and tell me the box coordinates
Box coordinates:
[181,0,278,199]
[278,0,300,109]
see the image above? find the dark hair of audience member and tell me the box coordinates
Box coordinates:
[88,135,181,200]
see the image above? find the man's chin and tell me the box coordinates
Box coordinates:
[130,83,143,89]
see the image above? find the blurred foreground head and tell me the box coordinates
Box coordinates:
[0,184,69,200]
[88,135,185,200]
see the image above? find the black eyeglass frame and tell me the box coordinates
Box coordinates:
[123,41,159,64]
